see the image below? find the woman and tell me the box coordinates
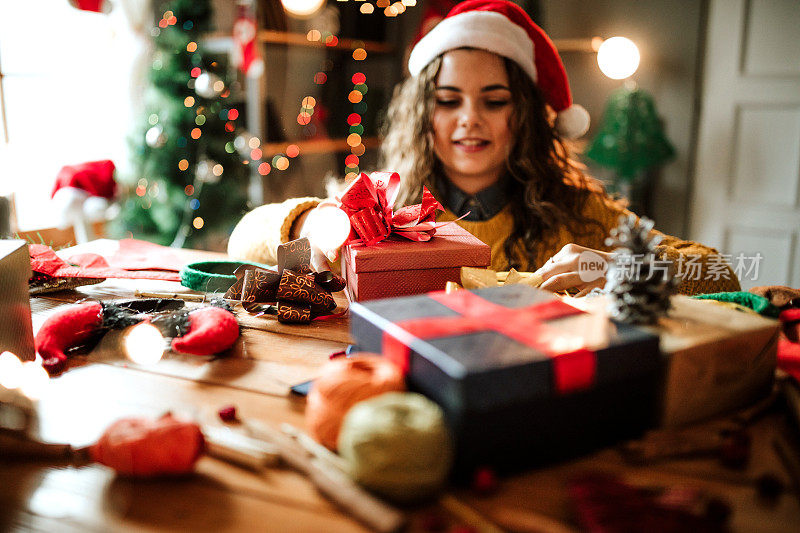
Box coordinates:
[228,0,739,296]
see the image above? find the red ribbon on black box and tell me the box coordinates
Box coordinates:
[381,289,597,395]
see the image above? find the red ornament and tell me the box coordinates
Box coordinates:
[218,405,238,422]
[471,466,498,494]
[232,2,263,78]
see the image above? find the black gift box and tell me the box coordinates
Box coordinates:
[350,285,662,475]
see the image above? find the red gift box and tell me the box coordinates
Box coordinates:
[341,223,490,301]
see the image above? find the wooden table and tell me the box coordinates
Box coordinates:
[3,242,800,532]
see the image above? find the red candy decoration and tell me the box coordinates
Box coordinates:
[171,306,239,356]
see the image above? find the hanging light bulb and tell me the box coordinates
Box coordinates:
[597,37,640,80]
[280,0,325,18]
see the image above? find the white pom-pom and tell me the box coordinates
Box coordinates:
[83,196,110,222]
[555,104,591,139]
[51,187,88,228]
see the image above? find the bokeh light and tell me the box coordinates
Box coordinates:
[314,72,327,84]
[184,185,194,195]
[193,217,204,229]
[212,164,224,176]
[195,115,206,125]
[352,143,366,156]
[348,90,363,103]
[251,148,263,160]
[184,96,195,107]
[360,3,374,14]
[191,128,202,139]
[187,41,197,52]
[228,109,239,120]
[347,113,361,125]
[352,72,366,84]
[307,30,321,41]
[353,48,367,61]
[286,144,300,158]
[347,133,362,147]
[178,159,189,171]
[258,162,272,175]
[297,112,311,125]
[249,137,261,149]
[275,156,290,170]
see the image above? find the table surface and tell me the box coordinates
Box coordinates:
[3,241,800,532]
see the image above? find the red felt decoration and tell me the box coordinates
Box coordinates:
[35,301,103,366]
[170,306,239,356]
[90,413,205,477]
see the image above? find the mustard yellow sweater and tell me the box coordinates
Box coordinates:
[227,193,740,296]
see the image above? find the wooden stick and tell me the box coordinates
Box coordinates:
[280,423,348,473]
[135,290,205,302]
[440,495,505,533]
[243,419,405,533]
[203,426,280,471]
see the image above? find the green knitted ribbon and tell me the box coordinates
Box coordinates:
[180,260,273,293]
[692,291,780,318]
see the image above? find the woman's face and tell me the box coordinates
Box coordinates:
[432,49,514,193]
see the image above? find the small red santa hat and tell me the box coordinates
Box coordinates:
[51,160,117,200]
[408,0,590,139]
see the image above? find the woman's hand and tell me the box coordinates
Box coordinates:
[533,243,611,297]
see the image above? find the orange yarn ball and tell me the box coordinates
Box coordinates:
[306,355,405,450]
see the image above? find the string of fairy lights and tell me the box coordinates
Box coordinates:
[141,2,417,231]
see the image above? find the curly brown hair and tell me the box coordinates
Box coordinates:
[379,50,609,270]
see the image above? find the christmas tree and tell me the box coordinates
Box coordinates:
[586,85,675,188]
[113,0,251,249]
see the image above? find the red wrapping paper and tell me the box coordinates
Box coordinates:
[342,223,490,301]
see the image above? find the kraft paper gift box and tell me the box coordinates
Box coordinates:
[341,223,491,302]
[566,294,779,427]
[0,240,35,361]
[652,296,778,427]
[350,285,662,474]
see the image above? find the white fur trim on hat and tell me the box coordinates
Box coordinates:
[555,104,590,139]
[408,11,537,82]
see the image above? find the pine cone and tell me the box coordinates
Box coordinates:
[605,214,678,324]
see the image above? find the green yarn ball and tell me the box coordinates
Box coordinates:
[337,392,453,502]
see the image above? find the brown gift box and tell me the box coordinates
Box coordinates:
[570,294,778,427]
[652,296,778,427]
[0,240,35,361]
[341,224,491,302]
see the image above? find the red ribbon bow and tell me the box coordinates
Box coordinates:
[338,172,446,246]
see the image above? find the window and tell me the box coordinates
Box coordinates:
[0,1,142,230]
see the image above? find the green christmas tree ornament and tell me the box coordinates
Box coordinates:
[586,86,676,183]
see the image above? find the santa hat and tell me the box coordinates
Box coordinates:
[408,0,590,139]
[51,160,117,229]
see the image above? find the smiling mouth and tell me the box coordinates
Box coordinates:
[453,139,489,152]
